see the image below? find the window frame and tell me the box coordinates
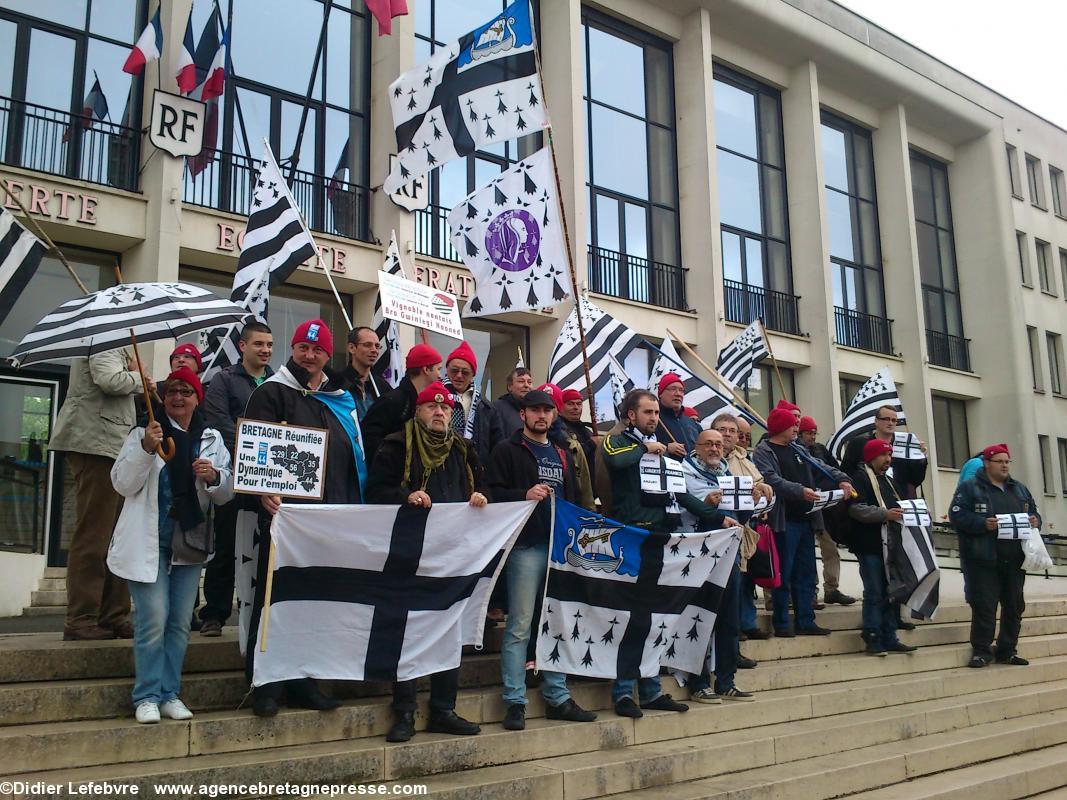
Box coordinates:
[910,150,964,340]
[1039,435,1054,496]
[1006,144,1024,198]
[1057,437,1067,497]
[1036,238,1054,295]
[1060,249,1067,305]
[1028,325,1044,392]
[930,393,970,470]
[1050,165,1066,218]
[1025,153,1046,209]
[1017,231,1032,287]
[1047,332,1065,396]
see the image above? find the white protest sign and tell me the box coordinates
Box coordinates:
[898,498,931,529]
[718,475,755,511]
[379,270,463,340]
[639,454,687,494]
[996,513,1032,540]
[892,431,926,461]
[808,489,844,514]
[234,419,329,500]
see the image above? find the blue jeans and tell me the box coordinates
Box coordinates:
[688,560,741,694]
[740,573,758,631]
[128,542,203,706]
[501,544,570,707]
[772,520,817,631]
[613,676,662,705]
[857,550,900,648]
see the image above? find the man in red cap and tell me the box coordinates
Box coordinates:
[241,318,367,717]
[847,438,919,656]
[560,388,597,485]
[441,341,504,466]
[798,416,855,608]
[361,342,443,461]
[752,407,853,637]
[951,444,1042,668]
[655,373,701,459]
[169,343,203,374]
[367,381,488,742]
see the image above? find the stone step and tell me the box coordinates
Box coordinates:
[34,578,66,593]
[18,606,64,618]
[6,646,1067,780]
[29,590,66,608]
[42,567,66,579]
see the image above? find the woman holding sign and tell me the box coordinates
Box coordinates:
[107,368,234,724]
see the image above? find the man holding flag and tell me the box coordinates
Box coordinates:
[655,373,701,458]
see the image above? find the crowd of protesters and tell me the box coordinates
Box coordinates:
[47,318,1042,733]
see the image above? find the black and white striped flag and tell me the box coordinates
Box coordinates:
[884,521,940,621]
[0,208,46,328]
[548,298,641,398]
[251,500,535,685]
[200,141,317,381]
[646,336,757,426]
[715,320,769,390]
[827,367,906,460]
[371,232,406,389]
[601,354,635,423]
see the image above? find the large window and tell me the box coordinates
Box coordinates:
[1006,144,1024,198]
[740,365,795,423]
[181,0,372,242]
[0,2,142,190]
[821,112,890,354]
[714,66,796,333]
[911,151,967,371]
[1039,435,1054,495]
[1028,326,1043,391]
[1036,239,1053,294]
[931,394,969,469]
[414,0,541,262]
[1050,166,1065,217]
[1017,231,1031,286]
[584,9,683,309]
[1026,154,1046,209]
[1047,332,1064,395]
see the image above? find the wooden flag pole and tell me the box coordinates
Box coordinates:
[258,535,277,652]
[666,327,767,427]
[1,181,89,294]
[760,319,790,402]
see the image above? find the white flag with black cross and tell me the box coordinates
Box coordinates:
[827,367,907,460]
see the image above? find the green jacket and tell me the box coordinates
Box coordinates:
[50,349,143,460]
[601,428,721,532]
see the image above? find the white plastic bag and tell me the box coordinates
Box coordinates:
[1022,530,1053,572]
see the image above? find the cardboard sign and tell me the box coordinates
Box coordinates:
[234,419,329,500]
[378,270,464,340]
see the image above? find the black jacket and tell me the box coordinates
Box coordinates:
[361,377,418,462]
[657,405,702,457]
[805,441,839,470]
[201,362,274,457]
[242,360,362,505]
[366,429,489,505]
[950,470,1041,563]
[841,433,927,499]
[339,365,387,421]
[846,466,900,555]
[489,429,581,547]
[443,381,506,467]
[495,392,525,437]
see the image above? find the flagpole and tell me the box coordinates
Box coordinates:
[759,319,790,402]
[665,327,767,427]
[200,264,270,376]
[1,182,90,294]
[286,2,332,182]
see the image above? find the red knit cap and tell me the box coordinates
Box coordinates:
[561,389,584,404]
[982,443,1010,460]
[658,373,683,395]
[415,380,454,408]
[170,343,202,372]
[536,383,564,412]
[766,407,796,436]
[863,438,893,463]
[406,343,442,370]
[798,415,817,433]
[683,406,699,419]
[164,367,203,404]
[447,341,478,374]
[775,399,801,413]
[291,319,333,357]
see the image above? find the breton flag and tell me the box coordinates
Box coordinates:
[63,75,109,143]
[448,148,571,317]
[827,367,906,460]
[175,7,198,94]
[537,498,740,680]
[0,209,46,328]
[547,297,641,398]
[371,232,406,389]
[601,354,635,423]
[884,519,940,621]
[646,336,757,426]
[252,500,535,685]
[199,142,317,381]
[366,0,408,36]
[382,0,547,195]
[716,320,769,390]
[122,7,163,76]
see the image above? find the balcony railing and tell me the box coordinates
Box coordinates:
[414,203,461,262]
[723,279,801,335]
[183,150,371,243]
[926,329,972,372]
[588,246,688,311]
[0,96,140,192]
[834,306,894,355]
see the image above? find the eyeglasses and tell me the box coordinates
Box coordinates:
[988,459,1012,465]
[876,417,898,423]
[165,387,195,398]
[447,366,473,377]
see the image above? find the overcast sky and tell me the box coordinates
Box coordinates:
[835,0,1067,130]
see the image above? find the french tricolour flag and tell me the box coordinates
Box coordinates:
[175,8,198,94]
[122,7,162,76]
[200,26,228,102]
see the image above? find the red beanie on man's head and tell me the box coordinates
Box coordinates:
[164,367,204,404]
[446,341,477,374]
[415,380,454,408]
[658,373,683,396]
[982,443,1010,460]
[798,415,817,433]
[561,389,583,404]
[536,383,564,413]
[170,343,202,372]
[406,343,442,370]
[863,438,893,463]
[291,319,333,357]
[766,407,796,436]
[775,399,801,414]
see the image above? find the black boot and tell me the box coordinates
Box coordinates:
[287,678,341,711]
[426,709,481,735]
[252,684,280,718]
[386,710,415,742]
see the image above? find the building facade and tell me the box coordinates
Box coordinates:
[0,0,1064,613]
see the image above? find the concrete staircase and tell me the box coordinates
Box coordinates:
[23,567,66,616]
[4,600,1067,799]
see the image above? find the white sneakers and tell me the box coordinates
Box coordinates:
[135,701,160,724]
[136,698,193,723]
[159,698,194,720]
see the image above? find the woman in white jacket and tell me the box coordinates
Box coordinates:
[108,367,234,724]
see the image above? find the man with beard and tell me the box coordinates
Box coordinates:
[441,341,504,466]
[560,388,597,486]
[367,381,488,742]
[242,319,368,717]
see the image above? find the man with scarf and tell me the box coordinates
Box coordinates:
[560,388,598,487]
[678,428,754,702]
[655,373,701,459]
[847,439,920,657]
[367,381,488,742]
[242,319,368,717]
[602,389,724,717]
[441,341,504,466]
